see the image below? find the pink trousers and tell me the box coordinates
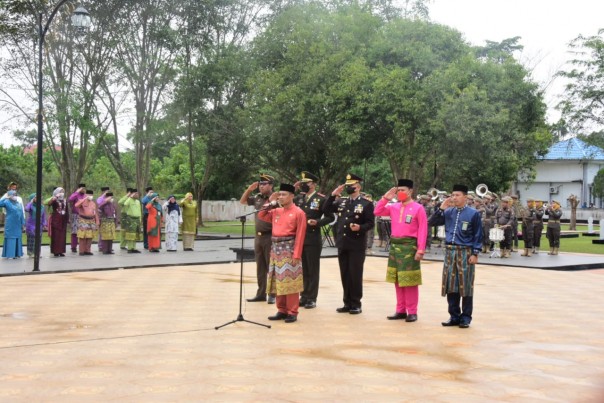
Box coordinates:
[395,284,419,315]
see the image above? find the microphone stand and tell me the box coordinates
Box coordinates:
[216,210,271,330]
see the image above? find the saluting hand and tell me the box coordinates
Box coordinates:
[440,197,452,210]
[383,187,397,201]
[268,192,279,203]
[247,182,259,192]
[331,184,345,197]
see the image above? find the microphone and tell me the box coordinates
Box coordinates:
[260,201,279,211]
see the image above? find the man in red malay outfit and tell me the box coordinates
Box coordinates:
[259,183,307,323]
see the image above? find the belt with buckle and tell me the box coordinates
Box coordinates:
[257,231,271,236]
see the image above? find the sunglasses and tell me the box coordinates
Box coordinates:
[259,181,270,185]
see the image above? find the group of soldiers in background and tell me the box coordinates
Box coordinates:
[373,191,564,258]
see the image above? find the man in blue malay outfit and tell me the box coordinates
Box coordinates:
[429,184,483,328]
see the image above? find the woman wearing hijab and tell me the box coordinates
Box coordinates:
[146,193,163,252]
[179,192,197,251]
[163,195,180,252]
[47,187,69,257]
[98,192,117,254]
[0,190,25,258]
[25,193,47,257]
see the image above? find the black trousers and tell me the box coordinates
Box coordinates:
[533,223,543,247]
[522,222,534,249]
[546,226,561,248]
[337,247,366,309]
[254,234,272,299]
[142,213,149,249]
[447,293,473,324]
[301,243,322,303]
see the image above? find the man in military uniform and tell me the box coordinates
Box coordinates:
[483,195,498,252]
[324,174,375,315]
[510,194,521,252]
[495,196,515,258]
[240,174,276,304]
[294,171,334,309]
[533,200,545,254]
[545,200,563,255]
[520,198,537,257]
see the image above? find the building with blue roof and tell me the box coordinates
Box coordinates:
[515,137,604,209]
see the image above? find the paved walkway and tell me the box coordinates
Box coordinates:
[2,236,604,277]
[0,257,603,401]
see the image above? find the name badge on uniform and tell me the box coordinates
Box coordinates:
[354,204,363,214]
[462,221,469,231]
[310,200,318,210]
[405,214,413,224]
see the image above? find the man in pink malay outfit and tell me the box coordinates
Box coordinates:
[374,179,428,323]
[259,183,307,323]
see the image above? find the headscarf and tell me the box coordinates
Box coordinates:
[185,192,193,199]
[53,187,65,199]
[166,195,180,215]
[28,193,37,215]
[149,193,162,211]
[28,193,36,201]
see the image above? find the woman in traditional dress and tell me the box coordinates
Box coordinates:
[0,190,25,259]
[24,193,47,257]
[179,192,197,251]
[163,195,180,252]
[98,192,117,254]
[146,193,163,252]
[47,187,69,257]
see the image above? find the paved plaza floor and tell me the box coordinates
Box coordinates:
[0,256,603,402]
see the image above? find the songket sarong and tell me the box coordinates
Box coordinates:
[442,245,475,297]
[77,217,97,239]
[100,218,116,240]
[386,237,422,287]
[123,216,141,241]
[267,236,304,296]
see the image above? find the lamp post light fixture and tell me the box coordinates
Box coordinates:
[34,3,90,272]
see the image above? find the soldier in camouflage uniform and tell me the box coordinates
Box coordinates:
[520,198,537,257]
[495,196,515,258]
[532,200,545,254]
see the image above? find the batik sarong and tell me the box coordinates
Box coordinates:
[124,216,141,241]
[442,245,475,297]
[386,237,422,287]
[267,236,304,296]
[77,217,97,239]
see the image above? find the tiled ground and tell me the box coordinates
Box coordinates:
[0,258,603,402]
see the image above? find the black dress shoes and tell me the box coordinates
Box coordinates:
[268,312,288,321]
[304,301,316,309]
[405,314,418,322]
[459,322,470,328]
[246,296,266,302]
[441,318,461,327]
[387,312,407,320]
[336,306,350,313]
[284,315,297,323]
[348,307,362,315]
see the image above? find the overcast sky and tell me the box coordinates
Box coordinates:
[428,0,604,124]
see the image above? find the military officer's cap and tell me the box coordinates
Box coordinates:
[300,171,319,183]
[527,198,535,202]
[501,196,512,202]
[259,173,275,183]
[345,173,363,185]
[552,200,560,205]
[420,194,431,200]
[511,194,519,199]
[280,183,295,194]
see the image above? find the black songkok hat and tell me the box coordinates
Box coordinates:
[300,171,319,183]
[86,189,94,195]
[280,183,296,194]
[452,184,469,194]
[126,187,133,193]
[78,183,86,188]
[101,186,110,192]
[259,173,275,183]
[145,186,153,192]
[131,188,138,193]
[397,179,413,188]
[106,192,113,197]
[345,173,363,185]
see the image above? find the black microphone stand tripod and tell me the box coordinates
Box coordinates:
[216,210,271,330]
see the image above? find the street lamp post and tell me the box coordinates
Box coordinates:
[34,3,90,272]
